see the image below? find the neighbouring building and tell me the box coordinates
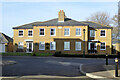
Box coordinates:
[0,32,13,53]
[13,10,113,54]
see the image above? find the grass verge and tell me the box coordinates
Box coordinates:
[1,52,53,56]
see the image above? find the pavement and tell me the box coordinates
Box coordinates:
[1,56,120,80]
[80,63,120,79]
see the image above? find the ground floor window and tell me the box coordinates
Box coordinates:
[39,42,45,50]
[75,42,81,50]
[100,42,106,50]
[50,42,56,50]
[18,42,23,49]
[64,42,70,50]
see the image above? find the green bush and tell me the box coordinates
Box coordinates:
[54,53,120,58]
[54,51,61,56]
[32,53,36,56]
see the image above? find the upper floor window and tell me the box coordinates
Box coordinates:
[64,42,70,50]
[50,42,56,50]
[18,42,23,49]
[40,28,45,36]
[50,28,56,36]
[100,30,106,37]
[64,28,70,36]
[39,42,45,50]
[28,30,33,37]
[19,30,23,37]
[76,28,81,36]
[75,42,81,50]
[100,42,106,50]
[90,30,95,37]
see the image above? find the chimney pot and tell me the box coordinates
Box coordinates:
[58,10,65,22]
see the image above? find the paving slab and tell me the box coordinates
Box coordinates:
[80,64,120,79]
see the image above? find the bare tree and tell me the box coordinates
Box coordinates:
[86,12,112,26]
[112,14,118,27]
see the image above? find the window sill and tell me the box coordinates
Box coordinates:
[75,50,81,51]
[64,49,70,51]
[39,49,45,50]
[64,35,70,36]
[28,36,33,37]
[100,36,106,37]
[18,36,23,37]
[39,35,45,36]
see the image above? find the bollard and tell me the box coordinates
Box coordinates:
[106,53,108,65]
[115,58,119,77]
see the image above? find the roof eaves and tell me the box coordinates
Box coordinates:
[13,22,39,29]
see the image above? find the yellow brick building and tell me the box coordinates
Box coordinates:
[13,10,113,54]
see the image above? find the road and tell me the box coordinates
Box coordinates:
[2,56,118,79]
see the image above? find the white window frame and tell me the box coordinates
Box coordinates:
[76,28,81,36]
[50,28,56,36]
[40,28,45,36]
[100,42,106,50]
[64,42,70,50]
[75,42,81,51]
[100,30,106,37]
[90,30,95,37]
[64,28,70,36]
[19,30,24,37]
[50,42,56,50]
[39,42,45,50]
[28,30,33,37]
[18,42,23,49]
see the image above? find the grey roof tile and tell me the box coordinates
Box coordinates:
[81,21,113,29]
[13,18,88,29]
[33,18,88,26]
[13,18,113,29]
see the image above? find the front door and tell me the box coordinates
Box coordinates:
[88,42,97,53]
[90,43,95,53]
[26,42,33,53]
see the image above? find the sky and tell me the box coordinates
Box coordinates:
[1,1,118,37]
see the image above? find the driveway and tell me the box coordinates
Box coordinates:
[2,56,116,77]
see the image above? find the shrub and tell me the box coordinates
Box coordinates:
[54,51,61,56]
[32,53,36,56]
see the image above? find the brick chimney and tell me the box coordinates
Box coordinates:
[58,10,65,22]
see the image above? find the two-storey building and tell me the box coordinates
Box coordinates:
[13,10,113,54]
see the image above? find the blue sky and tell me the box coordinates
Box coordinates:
[1,2,118,37]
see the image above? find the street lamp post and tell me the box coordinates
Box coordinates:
[83,29,86,58]
[115,58,119,77]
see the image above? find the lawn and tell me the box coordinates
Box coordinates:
[1,52,53,56]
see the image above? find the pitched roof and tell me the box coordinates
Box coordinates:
[13,22,37,29]
[33,18,88,26]
[81,21,113,29]
[0,32,13,43]
[13,18,88,29]
[13,18,113,29]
